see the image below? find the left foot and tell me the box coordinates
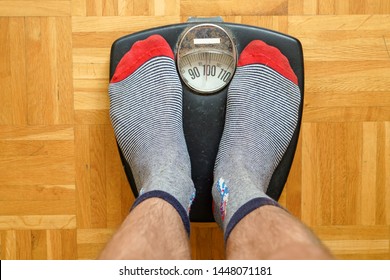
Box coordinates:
[109,35,195,234]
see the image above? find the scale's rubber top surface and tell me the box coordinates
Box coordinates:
[109,22,304,222]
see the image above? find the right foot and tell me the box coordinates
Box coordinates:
[212,40,301,239]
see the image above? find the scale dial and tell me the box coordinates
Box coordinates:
[176,24,237,94]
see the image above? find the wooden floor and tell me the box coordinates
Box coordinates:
[0,0,389,260]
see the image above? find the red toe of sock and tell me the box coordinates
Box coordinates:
[111,34,174,83]
[238,40,298,85]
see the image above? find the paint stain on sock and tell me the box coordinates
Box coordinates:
[187,191,196,214]
[216,178,229,221]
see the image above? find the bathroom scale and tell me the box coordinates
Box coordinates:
[109,17,304,222]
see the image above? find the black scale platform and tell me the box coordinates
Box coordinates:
[109,20,304,222]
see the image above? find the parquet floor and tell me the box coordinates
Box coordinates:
[0,0,389,260]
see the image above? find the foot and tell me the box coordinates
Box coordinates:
[109,35,195,234]
[212,40,301,240]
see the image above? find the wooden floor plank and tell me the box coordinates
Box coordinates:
[0,17,27,125]
[0,1,71,17]
[72,16,180,33]
[0,215,76,230]
[288,1,390,15]
[25,17,74,125]
[180,0,288,16]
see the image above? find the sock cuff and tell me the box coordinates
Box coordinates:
[131,190,191,235]
[224,197,282,242]
[237,40,298,85]
[111,34,174,83]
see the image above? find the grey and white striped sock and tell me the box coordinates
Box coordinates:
[212,40,301,240]
[109,35,195,234]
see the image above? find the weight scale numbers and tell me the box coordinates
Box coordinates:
[177,24,237,94]
[180,52,235,92]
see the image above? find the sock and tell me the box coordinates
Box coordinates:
[212,40,301,240]
[109,35,195,234]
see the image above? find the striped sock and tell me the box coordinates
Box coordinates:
[109,35,195,234]
[212,40,301,240]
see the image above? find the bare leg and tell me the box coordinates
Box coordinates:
[99,198,191,259]
[226,205,333,259]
